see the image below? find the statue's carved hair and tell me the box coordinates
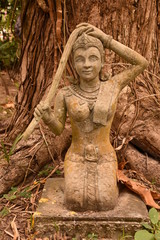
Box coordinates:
[72,33,104,61]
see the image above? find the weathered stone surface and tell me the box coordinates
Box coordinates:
[33,26,148,211]
[34,178,148,239]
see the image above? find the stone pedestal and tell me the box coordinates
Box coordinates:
[34,178,148,239]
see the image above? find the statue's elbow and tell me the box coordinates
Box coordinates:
[55,130,62,136]
[54,126,64,136]
[141,58,148,70]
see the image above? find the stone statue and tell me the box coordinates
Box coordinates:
[34,23,148,211]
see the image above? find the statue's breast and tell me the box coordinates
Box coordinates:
[65,95,90,122]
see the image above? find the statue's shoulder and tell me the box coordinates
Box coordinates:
[100,78,118,89]
[59,85,73,97]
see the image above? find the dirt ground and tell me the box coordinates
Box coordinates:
[0,71,28,239]
[0,71,42,240]
[0,72,70,240]
[0,71,18,129]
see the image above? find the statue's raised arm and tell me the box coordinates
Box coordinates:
[77,22,148,90]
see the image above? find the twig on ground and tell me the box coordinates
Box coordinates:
[43,164,59,181]
[20,141,44,188]
[4,230,14,238]
[39,123,56,163]
[11,215,20,240]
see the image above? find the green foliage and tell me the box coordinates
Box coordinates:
[134,208,160,240]
[53,221,60,232]
[38,165,55,177]
[119,228,132,239]
[19,187,32,199]
[0,38,18,68]
[135,230,154,240]
[1,134,22,163]
[0,0,21,32]
[3,187,17,200]
[87,233,98,240]
[0,206,10,217]
[55,169,61,175]
[3,186,32,201]
[0,0,21,69]
[1,140,10,163]
[149,208,159,225]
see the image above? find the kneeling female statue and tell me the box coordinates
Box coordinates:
[34,23,148,211]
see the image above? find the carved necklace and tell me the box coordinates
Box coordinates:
[70,84,100,101]
[79,83,100,93]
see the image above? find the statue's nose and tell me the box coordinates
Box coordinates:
[84,59,91,67]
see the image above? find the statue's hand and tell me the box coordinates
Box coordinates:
[71,24,93,37]
[34,101,52,124]
[76,23,112,48]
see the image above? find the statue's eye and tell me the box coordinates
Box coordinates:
[89,55,99,61]
[75,56,84,63]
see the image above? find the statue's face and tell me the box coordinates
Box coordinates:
[73,47,102,82]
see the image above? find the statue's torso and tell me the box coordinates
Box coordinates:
[60,82,119,211]
[63,82,118,154]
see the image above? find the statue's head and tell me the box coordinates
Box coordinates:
[72,33,104,62]
[71,33,105,84]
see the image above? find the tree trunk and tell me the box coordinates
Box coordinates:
[1,0,160,194]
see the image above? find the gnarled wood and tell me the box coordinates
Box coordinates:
[125,144,160,188]
[0,128,71,196]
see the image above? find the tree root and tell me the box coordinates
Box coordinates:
[0,128,71,196]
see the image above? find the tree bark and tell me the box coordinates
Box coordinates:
[1,0,160,194]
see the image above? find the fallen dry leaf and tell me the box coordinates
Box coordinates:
[2,101,15,109]
[11,216,20,240]
[150,190,160,200]
[117,170,160,209]
[39,198,49,203]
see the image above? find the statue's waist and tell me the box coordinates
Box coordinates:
[70,140,113,151]
[65,144,117,163]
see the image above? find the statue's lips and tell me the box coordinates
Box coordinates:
[82,70,92,74]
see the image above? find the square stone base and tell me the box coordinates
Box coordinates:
[34,178,148,239]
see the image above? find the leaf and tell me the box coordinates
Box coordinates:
[0,38,18,68]
[134,230,154,240]
[142,223,153,231]
[149,208,159,225]
[3,193,17,200]
[19,190,31,199]
[69,211,77,216]
[0,41,11,51]
[155,230,160,240]
[0,207,10,217]
[151,191,160,200]
[9,133,23,156]
[10,186,18,192]
[55,169,61,175]
[3,187,18,201]
[1,140,10,163]
[39,198,49,203]
[87,233,98,240]
[117,170,160,209]
[3,102,15,109]
[33,211,42,216]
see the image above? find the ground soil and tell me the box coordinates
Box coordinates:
[0,71,18,129]
[0,71,70,240]
[0,71,43,240]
